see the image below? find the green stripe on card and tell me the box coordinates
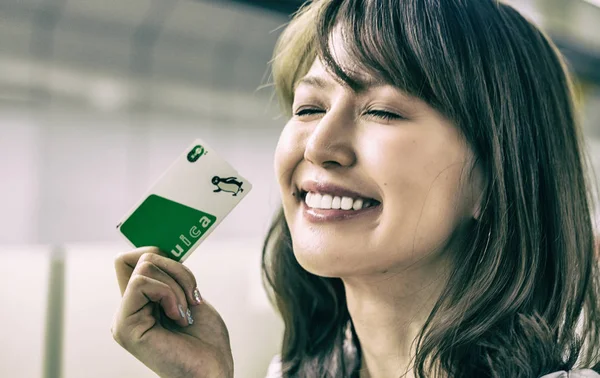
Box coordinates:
[120,194,217,261]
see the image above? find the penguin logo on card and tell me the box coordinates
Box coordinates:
[187,145,206,163]
[212,176,244,196]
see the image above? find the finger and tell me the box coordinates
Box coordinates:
[115,247,163,296]
[120,249,200,306]
[121,274,188,328]
[133,261,190,325]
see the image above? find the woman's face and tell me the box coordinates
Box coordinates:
[274,57,482,278]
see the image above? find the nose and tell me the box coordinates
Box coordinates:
[304,108,357,168]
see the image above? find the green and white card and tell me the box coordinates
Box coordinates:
[117,139,252,262]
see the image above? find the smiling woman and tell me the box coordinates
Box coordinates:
[110,0,600,377]
[262,0,600,377]
[276,55,475,279]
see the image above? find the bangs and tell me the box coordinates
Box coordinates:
[271,0,441,115]
[316,0,433,102]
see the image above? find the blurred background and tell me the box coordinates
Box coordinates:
[0,0,599,377]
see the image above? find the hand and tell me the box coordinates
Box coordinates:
[111,247,233,378]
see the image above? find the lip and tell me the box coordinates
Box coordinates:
[297,180,383,223]
[302,201,382,223]
[299,180,381,202]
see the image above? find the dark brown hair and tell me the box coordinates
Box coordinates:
[262,1,600,376]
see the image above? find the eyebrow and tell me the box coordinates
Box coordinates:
[294,76,331,91]
[294,74,388,94]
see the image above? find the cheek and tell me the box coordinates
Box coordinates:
[274,121,312,203]
[274,122,302,182]
[370,134,471,250]
[410,167,468,256]
[375,130,467,200]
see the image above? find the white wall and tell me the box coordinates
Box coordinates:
[0,240,284,378]
[0,2,289,376]
[0,106,284,245]
[0,246,50,378]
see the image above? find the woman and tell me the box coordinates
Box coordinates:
[111,0,600,377]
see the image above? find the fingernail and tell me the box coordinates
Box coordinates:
[193,287,202,304]
[178,304,186,319]
[186,308,194,325]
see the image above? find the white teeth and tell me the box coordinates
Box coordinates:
[305,192,312,206]
[340,197,354,210]
[331,196,341,210]
[320,194,333,209]
[304,191,377,210]
[310,193,322,208]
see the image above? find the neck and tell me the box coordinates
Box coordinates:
[343,256,449,378]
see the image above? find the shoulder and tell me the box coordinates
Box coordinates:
[265,355,282,378]
[540,370,600,378]
[264,355,600,378]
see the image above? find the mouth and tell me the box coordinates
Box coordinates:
[296,181,382,222]
[300,191,381,210]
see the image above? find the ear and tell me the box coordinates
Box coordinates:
[473,200,482,221]
[469,162,485,221]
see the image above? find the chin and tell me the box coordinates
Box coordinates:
[292,246,346,278]
[291,242,373,278]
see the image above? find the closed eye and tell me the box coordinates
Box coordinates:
[365,109,404,121]
[294,108,404,121]
[295,108,325,117]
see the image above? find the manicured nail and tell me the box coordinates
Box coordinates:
[193,287,202,304]
[178,304,186,319]
[186,309,194,325]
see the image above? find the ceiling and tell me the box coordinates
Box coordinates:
[0,0,290,114]
[228,0,305,14]
[0,0,598,115]
[233,0,600,83]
